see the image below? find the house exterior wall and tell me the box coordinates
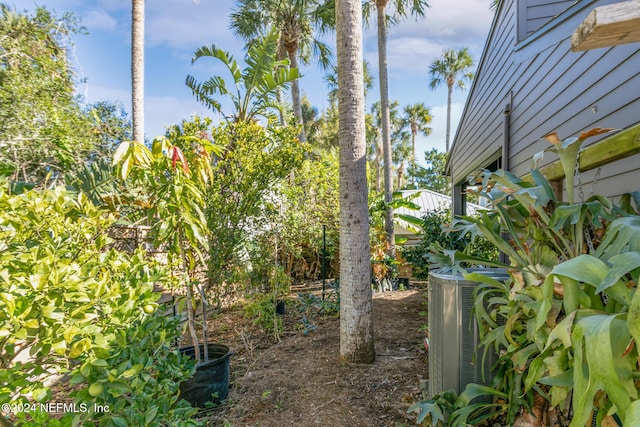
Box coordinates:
[518,0,575,40]
[449,0,640,212]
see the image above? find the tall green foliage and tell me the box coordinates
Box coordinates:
[0,182,199,426]
[415,129,640,426]
[0,5,93,185]
[428,48,474,152]
[112,116,219,362]
[401,207,497,279]
[205,120,308,302]
[229,0,335,141]
[413,148,449,194]
[257,149,340,282]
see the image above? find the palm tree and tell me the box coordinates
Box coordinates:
[364,0,429,259]
[325,60,375,104]
[131,0,144,143]
[336,0,375,364]
[369,100,403,192]
[131,0,200,143]
[428,48,474,152]
[402,103,432,186]
[186,28,299,123]
[392,128,411,189]
[230,0,334,143]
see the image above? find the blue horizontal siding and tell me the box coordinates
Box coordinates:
[450,0,640,201]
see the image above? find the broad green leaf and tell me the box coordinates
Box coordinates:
[90,358,108,367]
[407,399,445,425]
[112,141,130,165]
[597,251,640,293]
[107,382,130,397]
[32,387,49,402]
[624,400,640,425]
[539,369,573,387]
[51,339,67,355]
[571,314,635,426]
[24,318,40,329]
[68,338,90,358]
[596,217,640,260]
[42,304,64,320]
[628,288,640,346]
[550,255,607,285]
[110,416,128,427]
[145,406,158,424]
[120,156,133,181]
[121,364,143,379]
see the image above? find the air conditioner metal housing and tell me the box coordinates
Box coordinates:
[428,268,509,398]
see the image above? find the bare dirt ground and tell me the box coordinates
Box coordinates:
[201,285,429,427]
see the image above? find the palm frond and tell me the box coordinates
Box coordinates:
[185,75,224,113]
[191,45,242,83]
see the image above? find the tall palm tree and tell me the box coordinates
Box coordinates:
[392,128,411,189]
[402,103,432,186]
[369,100,403,192]
[131,0,144,143]
[324,60,375,104]
[131,0,200,143]
[230,0,334,143]
[428,48,474,152]
[364,0,429,259]
[336,0,375,364]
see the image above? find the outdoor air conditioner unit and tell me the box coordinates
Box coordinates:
[427,268,509,399]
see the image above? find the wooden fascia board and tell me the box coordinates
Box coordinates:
[523,123,640,182]
[572,0,640,51]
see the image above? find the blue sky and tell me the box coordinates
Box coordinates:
[13,0,493,163]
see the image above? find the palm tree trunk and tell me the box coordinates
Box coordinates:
[132,0,144,143]
[276,37,287,127]
[376,0,395,259]
[375,129,381,192]
[287,48,306,143]
[446,83,453,152]
[411,130,416,187]
[336,0,375,364]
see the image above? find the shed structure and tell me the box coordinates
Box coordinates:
[394,189,482,246]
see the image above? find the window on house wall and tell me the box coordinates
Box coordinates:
[517,0,577,42]
[454,158,502,216]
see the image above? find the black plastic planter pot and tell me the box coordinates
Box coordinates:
[179,343,232,407]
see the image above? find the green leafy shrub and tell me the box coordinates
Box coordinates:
[418,129,640,426]
[205,120,307,303]
[401,207,498,279]
[243,293,282,339]
[0,183,199,426]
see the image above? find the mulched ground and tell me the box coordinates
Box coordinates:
[199,285,429,427]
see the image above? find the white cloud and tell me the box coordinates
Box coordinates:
[83,9,117,32]
[364,0,493,77]
[145,0,240,51]
[385,38,443,76]
[393,0,493,43]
